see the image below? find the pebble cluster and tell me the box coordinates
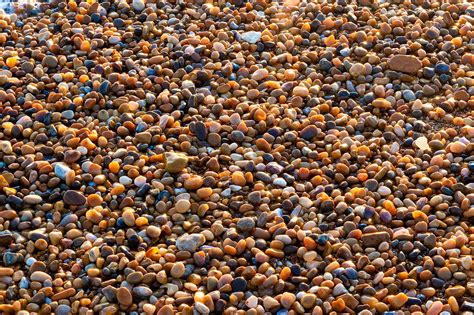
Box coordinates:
[0,0,473,314]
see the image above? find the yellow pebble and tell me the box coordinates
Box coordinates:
[6,57,17,68]
[231,171,246,186]
[136,217,148,227]
[254,108,267,122]
[80,40,91,51]
[73,97,83,106]
[3,187,16,195]
[79,74,89,83]
[452,37,462,48]
[85,209,103,224]
[302,23,310,32]
[324,35,337,46]
[0,175,9,188]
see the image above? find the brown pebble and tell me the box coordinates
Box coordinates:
[117,287,133,306]
[63,190,86,206]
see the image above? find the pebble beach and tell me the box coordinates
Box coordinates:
[0,0,473,314]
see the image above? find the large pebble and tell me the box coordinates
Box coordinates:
[176,233,205,252]
[63,190,86,206]
[117,287,133,306]
[164,152,188,173]
[241,31,261,44]
[388,55,422,74]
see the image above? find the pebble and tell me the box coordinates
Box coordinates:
[231,277,247,292]
[293,86,309,97]
[300,125,319,140]
[117,287,133,306]
[23,195,42,204]
[175,199,191,213]
[445,286,465,298]
[132,0,145,11]
[389,293,408,308]
[373,98,392,109]
[0,268,14,276]
[332,283,348,296]
[170,262,185,278]
[361,232,390,247]
[63,190,86,206]
[427,301,443,315]
[423,85,436,96]
[450,141,466,154]
[42,55,58,68]
[415,136,430,151]
[252,69,269,81]
[237,217,255,232]
[349,63,366,77]
[453,90,469,101]
[164,152,188,173]
[0,141,12,154]
[55,305,71,315]
[176,234,205,252]
[281,292,296,309]
[30,271,52,282]
[54,163,73,179]
[241,31,261,44]
[388,55,422,74]
[263,296,280,310]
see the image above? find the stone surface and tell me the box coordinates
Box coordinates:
[0,2,471,314]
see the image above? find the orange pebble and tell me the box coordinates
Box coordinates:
[324,34,337,46]
[331,298,345,312]
[357,145,371,156]
[301,23,310,32]
[109,161,120,173]
[383,200,396,215]
[79,75,89,83]
[136,217,148,227]
[398,271,409,280]
[357,172,368,182]
[451,37,462,48]
[254,108,267,122]
[232,171,246,186]
[223,245,237,255]
[81,138,96,150]
[98,220,108,229]
[298,167,310,180]
[280,267,291,281]
[87,194,103,207]
[88,163,102,175]
[196,187,213,199]
[80,40,91,51]
[303,236,316,250]
[73,97,83,106]
[146,247,159,258]
[453,117,464,126]
[110,184,125,195]
[6,57,17,68]
[412,210,428,221]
